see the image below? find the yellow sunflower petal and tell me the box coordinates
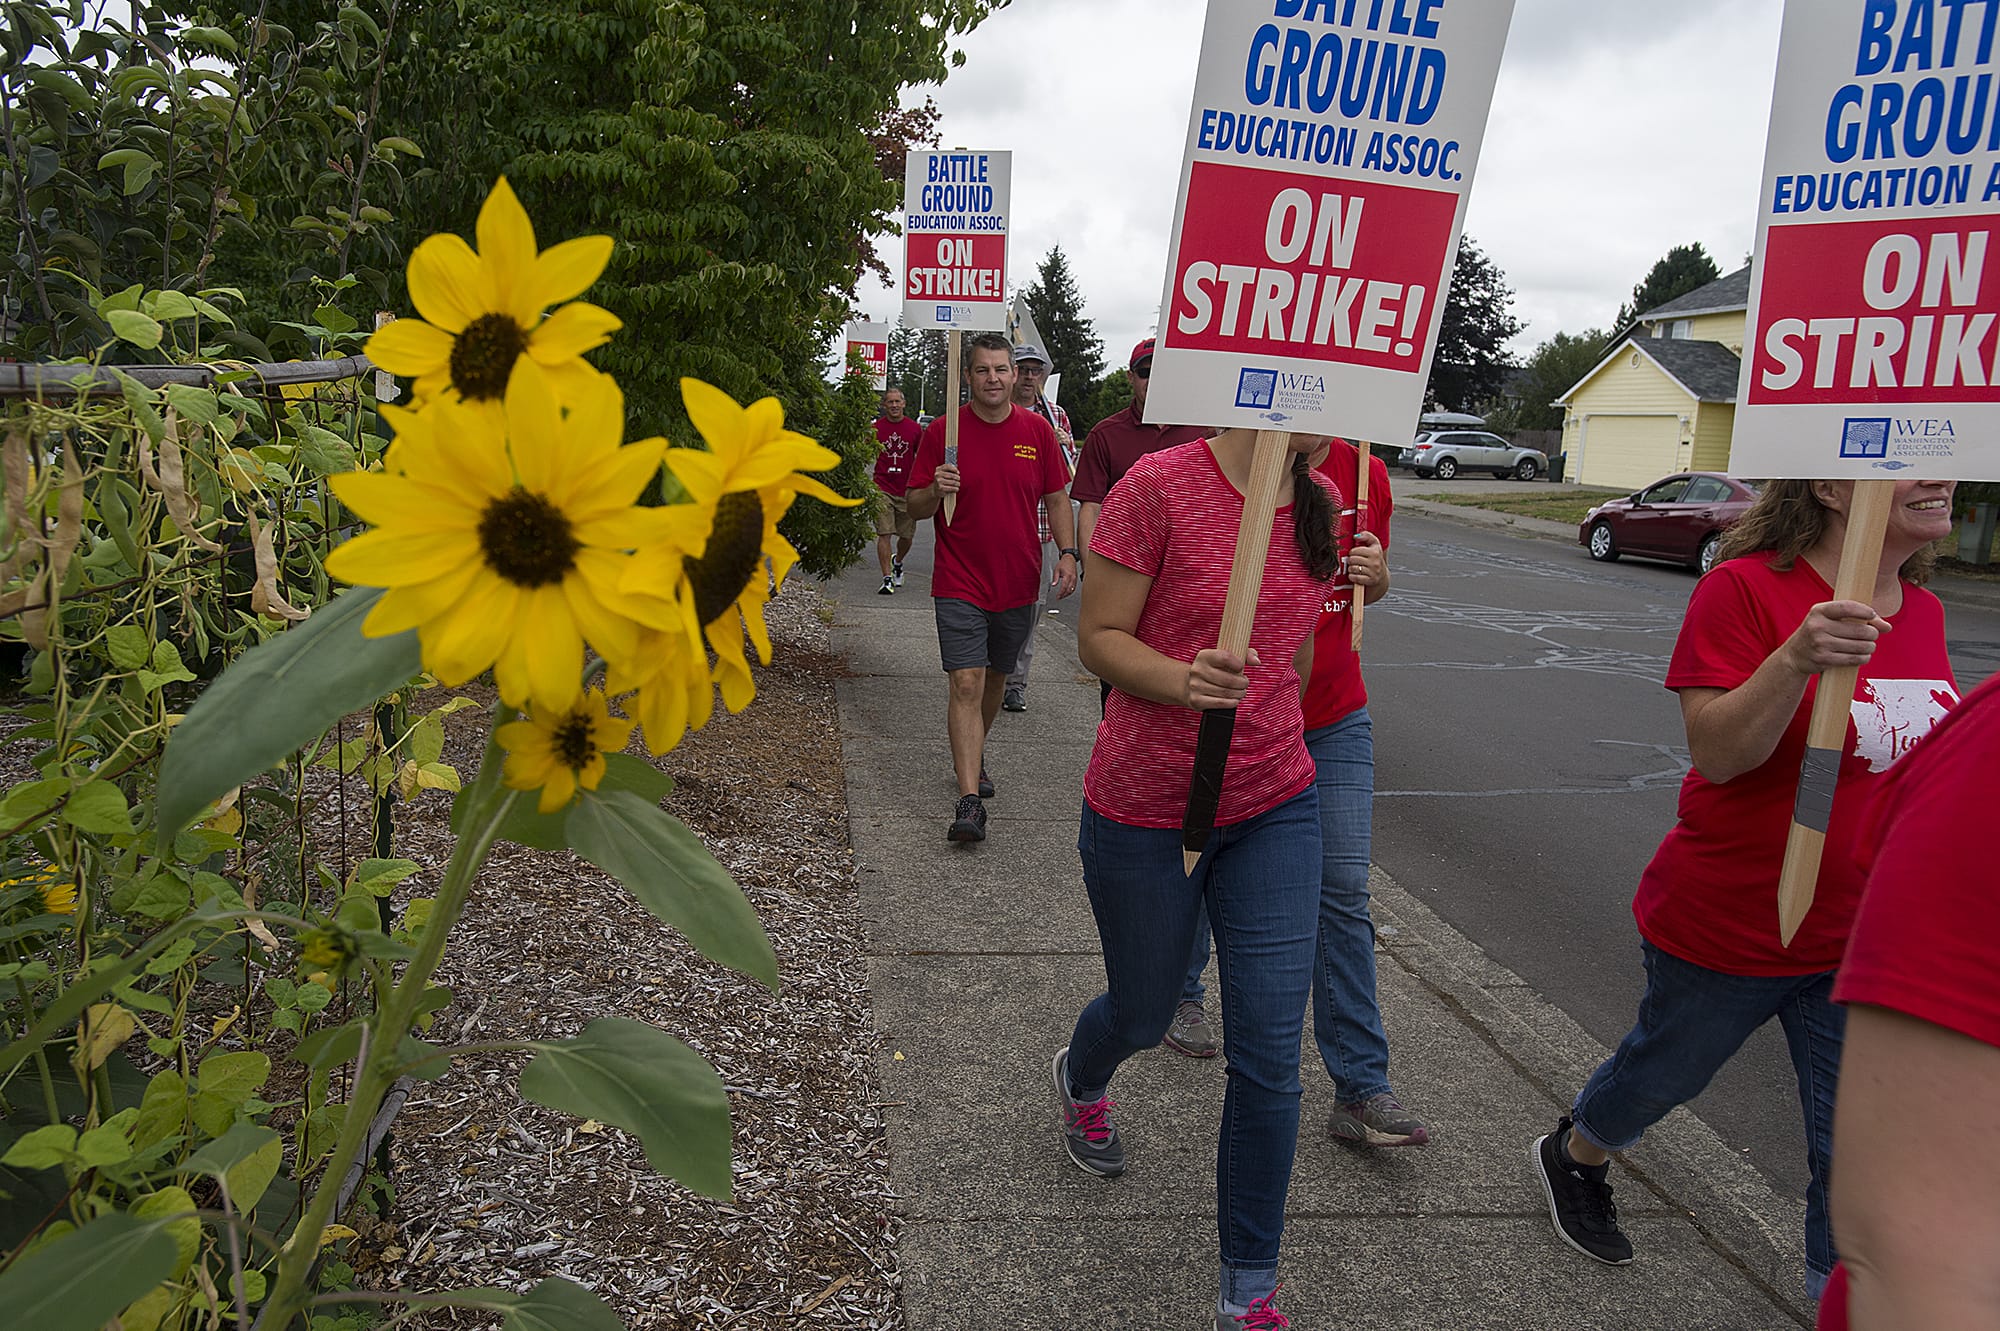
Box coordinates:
[566,440,666,523]
[536,765,578,815]
[576,752,610,793]
[365,318,457,378]
[741,591,774,665]
[558,376,627,459]
[424,575,522,688]
[527,301,620,365]
[523,238,616,319]
[476,178,538,317]
[520,588,587,714]
[662,449,729,503]
[328,528,481,586]
[503,362,565,493]
[363,563,483,636]
[328,471,482,531]
[405,234,484,333]
[680,379,750,462]
[536,355,607,407]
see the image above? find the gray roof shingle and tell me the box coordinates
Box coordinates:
[1637,338,1742,402]
[1642,265,1753,320]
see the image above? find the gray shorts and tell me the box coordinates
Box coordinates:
[934,598,1037,674]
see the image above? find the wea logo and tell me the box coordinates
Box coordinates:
[1235,368,1278,409]
[1840,418,1889,458]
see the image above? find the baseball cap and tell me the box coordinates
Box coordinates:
[1012,341,1049,365]
[1129,337,1155,368]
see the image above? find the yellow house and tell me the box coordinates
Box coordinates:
[1556,267,1749,490]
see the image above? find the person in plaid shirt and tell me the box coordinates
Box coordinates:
[1003,342,1077,712]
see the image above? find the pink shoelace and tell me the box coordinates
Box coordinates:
[1066,1096,1117,1143]
[1231,1287,1289,1329]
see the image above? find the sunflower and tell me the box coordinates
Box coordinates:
[327,364,670,715]
[623,380,859,713]
[364,177,621,409]
[496,689,636,813]
[6,866,77,916]
[607,622,712,756]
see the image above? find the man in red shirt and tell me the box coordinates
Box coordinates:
[871,388,923,595]
[1071,336,1209,556]
[906,333,1078,843]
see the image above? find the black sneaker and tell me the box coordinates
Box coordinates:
[877,576,894,596]
[947,794,987,843]
[1002,688,1027,713]
[1532,1118,1633,1265]
[1052,1047,1125,1178]
[978,767,995,799]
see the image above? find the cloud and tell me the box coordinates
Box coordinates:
[863,0,1786,364]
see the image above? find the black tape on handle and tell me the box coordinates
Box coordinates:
[1793,745,1842,834]
[1181,707,1239,861]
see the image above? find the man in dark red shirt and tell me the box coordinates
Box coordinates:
[871,388,923,595]
[1071,336,1209,555]
[906,333,1077,843]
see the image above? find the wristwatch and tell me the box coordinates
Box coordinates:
[1058,546,1081,560]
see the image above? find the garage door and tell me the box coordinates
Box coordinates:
[1577,415,1682,491]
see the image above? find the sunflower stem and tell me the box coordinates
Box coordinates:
[261,718,518,1329]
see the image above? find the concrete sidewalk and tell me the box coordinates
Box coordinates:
[829,540,1815,1331]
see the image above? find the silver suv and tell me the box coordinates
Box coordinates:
[1399,430,1547,481]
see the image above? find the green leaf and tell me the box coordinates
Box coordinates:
[144,291,200,323]
[312,304,359,335]
[376,136,423,157]
[495,1277,626,1331]
[2,1124,77,1170]
[2,777,70,828]
[156,588,421,842]
[106,625,151,671]
[349,857,419,897]
[294,426,358,475]
[599,752,673,804]
[130,1187,200,1277]
[118,868,190,921]
[106,309,164,350]
[182,1123,283,1212]
[455,780,564,852]
[518,1018,733,1199]
[0,1211,180,1331]
[565,791,777,989]
[180,25,240,54]
[162,384,220,427]
[192,1050,269,1137]
[133,1071,189,1149]
[136,640,197,692]
[63,780,134,836]
[294,1022,363,1070]
[96,148,158,196]
[75,1121,134,1168]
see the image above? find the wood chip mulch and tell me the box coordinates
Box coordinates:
[363,579,902,1329]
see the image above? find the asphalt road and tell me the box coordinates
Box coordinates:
[1363,510,2000,1199]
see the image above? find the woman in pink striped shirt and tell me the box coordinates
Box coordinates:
[1053,429,1339,1331]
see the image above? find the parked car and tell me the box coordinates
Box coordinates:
[1578,472,1761,574]
[1398,430,1547,481]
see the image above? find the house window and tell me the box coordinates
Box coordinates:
[1671,319,1691,339]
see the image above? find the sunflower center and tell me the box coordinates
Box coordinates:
[449,312,530,401]
[552,714,598,770]
[682,491,765,626]
[478,488,580,588]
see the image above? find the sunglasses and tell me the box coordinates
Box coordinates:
[1132,361,1152,379]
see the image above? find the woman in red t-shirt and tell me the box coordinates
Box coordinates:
[1054,430,1338,1330]
[1531,477,1958,1301]
[1815,670,2000,1331]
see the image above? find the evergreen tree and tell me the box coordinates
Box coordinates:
[887,319,949,417]
[1615,242,1722,327]
[1425,237,1523,414]
[1022,245,1104,386]
[1489,329,1610,432]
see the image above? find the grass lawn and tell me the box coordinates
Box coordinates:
[1420,490,1626,528]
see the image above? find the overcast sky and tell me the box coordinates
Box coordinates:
[858,0,1785,360]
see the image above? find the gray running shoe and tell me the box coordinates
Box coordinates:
[1052,1047,1124,1177]
[1162,1000,1218,1058]
[1002,687,1027,712]
[892,559,905,587]
[1214,1289,1290,1328]
[1327,1092,1431,1147]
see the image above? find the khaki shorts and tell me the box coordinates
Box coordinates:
[875,490,915,540]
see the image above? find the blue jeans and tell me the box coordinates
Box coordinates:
[1571,941,1844,1298]
[1182,711,1394,1102]
[1067,787,1321,1307]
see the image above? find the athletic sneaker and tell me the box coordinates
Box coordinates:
[1327,1092,1431,1147]
[877,576,894,596]
[978,767,995,799]
[1215,1289,1289,1328]
[1162,1000,1218,1058]
[1002,687,1027,712]
[1532,1117,1633,1265]
[1051,1047,1124,1177]
[892,559,905,587]
[947,794,987,843]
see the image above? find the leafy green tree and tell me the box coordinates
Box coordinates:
[1022,244,1103,386]
[1615,242,1721,327]
[1425,236,1522,414]
[783,354,882,578]
[1070,367,1131,437]
[888,318,949,417]
[1493,328,1609,432]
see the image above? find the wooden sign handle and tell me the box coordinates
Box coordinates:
[1351,439,1372,652]
[1776,478,1895,945]
[1183,428,1293,875]
[942,331,960,526]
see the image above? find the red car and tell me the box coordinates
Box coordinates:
[1579,472,1760,574]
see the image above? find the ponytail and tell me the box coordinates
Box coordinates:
[1291,451,1340,581]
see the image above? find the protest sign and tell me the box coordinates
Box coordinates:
[903,150,1012,331]
[845,321,890,391]
[1147,1,1516,439]
[1736,0,2000,480]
